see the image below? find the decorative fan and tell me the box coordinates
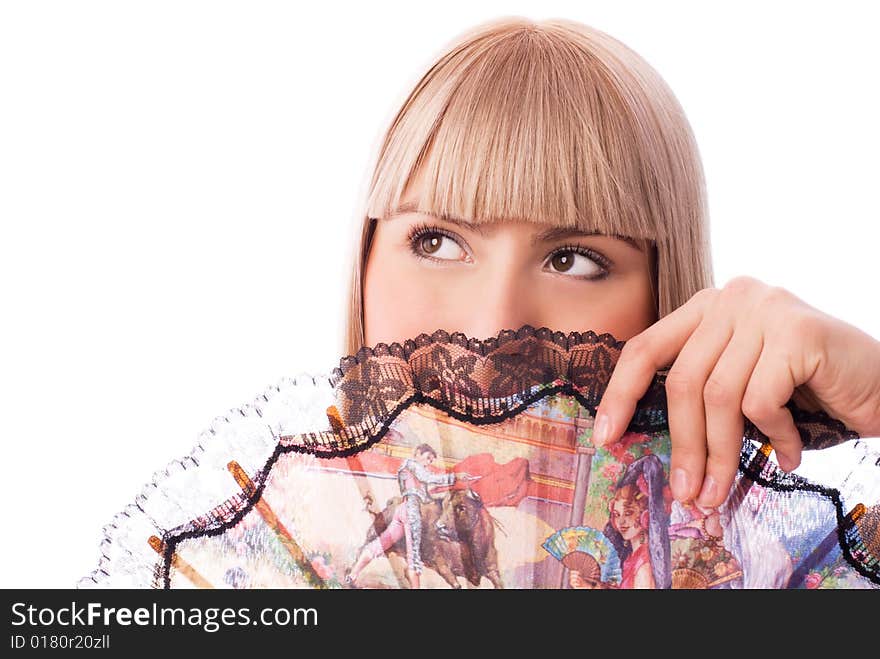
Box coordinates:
[542,526,622,587]
[78,324,880,589]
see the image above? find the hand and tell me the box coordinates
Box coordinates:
[569,570,604,589]
[591,276,880,508]
[569,570,594,589]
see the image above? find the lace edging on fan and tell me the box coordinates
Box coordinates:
[82,324,869,588]
[76,373,336,589]
[737,439,880,586]
[284,323,861,457]
[156,325,872,587]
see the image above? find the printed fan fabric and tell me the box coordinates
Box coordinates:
[79,325,880,589]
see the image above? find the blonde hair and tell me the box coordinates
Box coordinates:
[344,16,714,356]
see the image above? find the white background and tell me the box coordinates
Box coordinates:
[1,1,878,588]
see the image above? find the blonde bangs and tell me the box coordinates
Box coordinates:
[347,16,714,355]
[367,18,677,243]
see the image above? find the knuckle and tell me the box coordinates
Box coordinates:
[665,370,699,398]
[722,275,759,297]
[741,395,774,422]
[619,335,649,364]
[694,286,720,304]
[756,284,792,312]
[702,377,732,407]
[787,309,820,339]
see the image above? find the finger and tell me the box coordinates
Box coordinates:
[741,350,804,472]
[593,288,716,448]
[695,330,763,507]
[665,318,735,503]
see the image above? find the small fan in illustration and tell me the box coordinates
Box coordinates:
[542,526,622,588]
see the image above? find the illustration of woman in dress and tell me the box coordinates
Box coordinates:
[568,454,670,589]
[604,454,670,588]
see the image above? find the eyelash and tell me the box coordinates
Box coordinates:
[406,222,612,280]
[549,243,612,280]
[407,222,465,262]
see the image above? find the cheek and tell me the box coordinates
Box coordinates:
[532,271,656,341]
[363,237,657,347]
[363,249,461,347]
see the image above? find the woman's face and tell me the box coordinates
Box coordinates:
[610,497,644,542]
[363,178,657,347]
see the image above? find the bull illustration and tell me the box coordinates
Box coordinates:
[349,488,504,589]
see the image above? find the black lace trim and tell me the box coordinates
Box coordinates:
[157,323,873,587]
[286,323,860,456]
[737,441,879,586]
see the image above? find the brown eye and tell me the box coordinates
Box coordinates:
[408,225,470,262]
[421,234,442,254]
[544,246,609,280]
[551,252,575,272]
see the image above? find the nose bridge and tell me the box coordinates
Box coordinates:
[465,257,536,340]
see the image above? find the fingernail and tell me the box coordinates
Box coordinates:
[593,412,610,445]
[671,468,691,502]
[696,475,718,507]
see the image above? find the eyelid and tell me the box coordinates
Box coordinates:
[407,222,473,261]
[407,225,614,279]
[543,243,613,280]
[546,243,613,269]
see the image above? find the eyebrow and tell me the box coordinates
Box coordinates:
[389,202,648,253]
[532,227,647,253]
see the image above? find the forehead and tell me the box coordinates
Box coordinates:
[611,497,636,510]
